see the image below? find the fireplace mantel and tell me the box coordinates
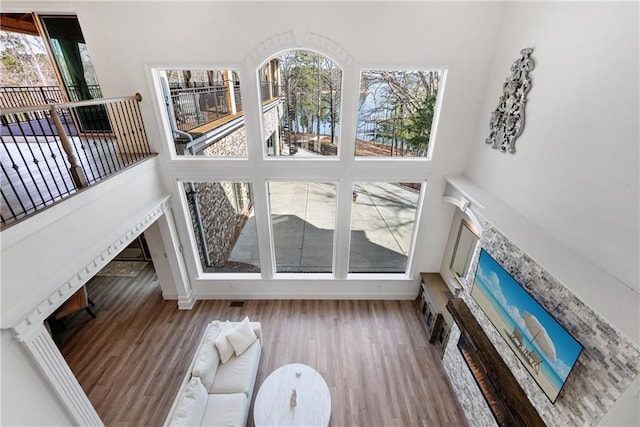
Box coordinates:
[446,298,545,427]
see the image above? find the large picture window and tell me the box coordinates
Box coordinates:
[356,70,443,158]
[182,181,259,273]
[269,181,336,273]
[349,182,422,273]
[260,50,341,158]
[159,68,246,157]
[156,56,445,278]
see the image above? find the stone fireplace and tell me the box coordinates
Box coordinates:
[448,297,544,426]
[440,223,640,427]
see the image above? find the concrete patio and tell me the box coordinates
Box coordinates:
[229,180,421,273]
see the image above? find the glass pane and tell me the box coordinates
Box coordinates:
[349,182,421,273]
[450,221,478,278]
[261,50,341,157]
[269,181,336,272]
[161,69,245,157]
[40,16,102,101]
[40,15,109,132]
[356,70,442,158]
[183,181,259,273]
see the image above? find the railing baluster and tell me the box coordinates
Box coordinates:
[83,104,109,180]
[109,101,133,166]
[94,107,118,176]
[40,111,76,195]
[1,152,30,218]
[68,106,101,184]
[123,99,144,159]
[2,123,39,213]
[22,116,59,205]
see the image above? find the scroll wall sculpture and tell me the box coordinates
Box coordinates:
[485,48,535,154]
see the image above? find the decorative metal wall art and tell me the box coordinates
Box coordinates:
[485,48,535,154]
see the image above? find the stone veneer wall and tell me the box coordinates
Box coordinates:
[443,222,640,426]
[200,103,281,157]
[263,103,282,138]
[443,323,498,426]
[185,181,249,268]
[262,103,283,153]
[201,127,247,157]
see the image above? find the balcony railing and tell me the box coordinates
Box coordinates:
[170,85,239,132]
[1,93,155,228]
[260,82,282,103]
[0,85,104,124]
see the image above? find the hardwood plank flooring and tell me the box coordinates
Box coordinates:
[56,263,468,426]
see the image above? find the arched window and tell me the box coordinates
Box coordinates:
[259,50,342,158]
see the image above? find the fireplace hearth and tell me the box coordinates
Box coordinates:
[447,298,545,427]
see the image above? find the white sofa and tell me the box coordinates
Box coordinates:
[164,318,263,427]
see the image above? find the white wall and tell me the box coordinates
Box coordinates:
[466,1,639,293]
[463,3,640,425]
[1,330,73,426]
[63,1,506,284]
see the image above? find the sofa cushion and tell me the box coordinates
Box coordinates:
[201,393,248,427]
[191,322,223,390]
[226,316,258,357]
[210,338,261,396]
[168,377,208,427]
[214,321,235,364]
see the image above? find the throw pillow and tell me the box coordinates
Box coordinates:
[214,321,235,363]
[168,377,208,427]
[191,323,222,390]
[226,316,258,356]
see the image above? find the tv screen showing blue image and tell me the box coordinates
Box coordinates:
[471,249,583,403]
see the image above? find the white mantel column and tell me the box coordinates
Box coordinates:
[13,322,103,426]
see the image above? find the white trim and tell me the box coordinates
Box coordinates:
[177,292,196,310]
[442,187,484,235]
[14,323,103,426]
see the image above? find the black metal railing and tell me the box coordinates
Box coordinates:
[1,94,154,227]
[234,86,242,113]
[0,85,104,123]
[0,86,66,125]
[66,84,104,102]
[170,85,239,132]
[260,82,282,103]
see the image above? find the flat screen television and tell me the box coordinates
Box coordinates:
[471,248,583,403]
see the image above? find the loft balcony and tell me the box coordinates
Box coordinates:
[0,90,156,228]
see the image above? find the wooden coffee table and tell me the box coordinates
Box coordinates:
[254,363,331,427]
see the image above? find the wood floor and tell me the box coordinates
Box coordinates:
[56,262,468,427]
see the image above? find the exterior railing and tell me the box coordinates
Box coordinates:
[170,85,240,132]
[234,87,242,113]
[1,85,104,125]
[1,94,154,227]
[260,82,282,103]
[66,84,104,102]
[0,86,66,125]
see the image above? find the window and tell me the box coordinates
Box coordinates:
[269,181,336,273]
[160,68,245,157]
[356,70,443,158]
[39,15,107,132]
[182,181,259,273]
[260,50,341,157]
[349,182,422,273]
[155,54,445,280]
